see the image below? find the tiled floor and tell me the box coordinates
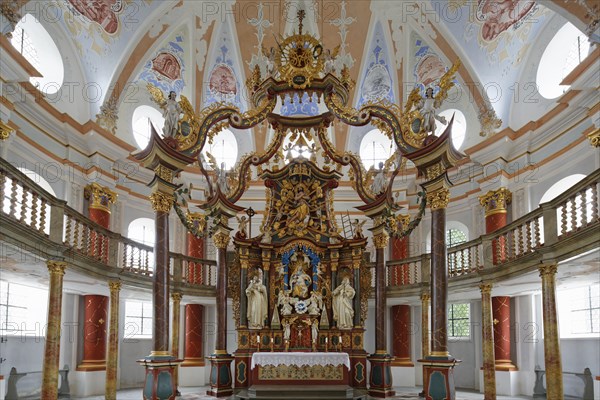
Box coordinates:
[80,386,532,399]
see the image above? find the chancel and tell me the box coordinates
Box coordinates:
[0,1,599,400]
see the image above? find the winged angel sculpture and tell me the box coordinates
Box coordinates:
[147,84,196,141]
[403,61,461,138]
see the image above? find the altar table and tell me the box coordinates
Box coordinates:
[249,352,350,385]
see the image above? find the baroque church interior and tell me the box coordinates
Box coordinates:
[0,0,599,399]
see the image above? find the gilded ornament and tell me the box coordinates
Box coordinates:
[171,292,183,302]
[538,264,558,277]
[373,232,389,249]
[108,280,122,292]
[213,232,230,249]
[426,188,450,210]
[47,260,67,275]
[425,163,445,181]
[420,292,430,302]
[84,183,117,213]
[154,165,174,183]
[0,2,21,38]
[587,128,600,148]
[95,96,119,135]
[479,283,493,294]
[479,188,512,216]
[149,191,174,213]
[0,120,14,141]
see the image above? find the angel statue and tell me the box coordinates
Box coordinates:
[236,215,248,238]
[352,219,366,239]
[204,152,230,195]
[147,85,186,139]
[420,87,447,135]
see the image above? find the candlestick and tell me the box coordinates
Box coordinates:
[257,335,261,351]
[270,336,274,352]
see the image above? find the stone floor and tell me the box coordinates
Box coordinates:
[80,386,533,399]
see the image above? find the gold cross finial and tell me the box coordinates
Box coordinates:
[298,9,306,35]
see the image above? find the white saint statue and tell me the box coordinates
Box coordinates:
[162,91,183,138]
[278,290,294,316]
[371,162,387,196]
[420,87,447,134]
[311,319,319,344]
[307,291,323,315]
[332,276,355,329]
[246,275,268,329]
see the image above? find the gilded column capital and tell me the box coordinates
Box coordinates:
[108,280,122,292]
[420,292,430,302]
[373,232,389,249]
[0,119,14,141]
[587,128,600,148]
[149,191,174,213]
[479,282,493,294]
[538,264,558,278]
[213,232,230,249]
[426,187,450,210]
[171,292,183,302]
[46,260,66,275]
[84,183,118,213]
[479,188,512,216]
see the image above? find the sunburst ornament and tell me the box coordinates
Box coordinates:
[275,10,325,89]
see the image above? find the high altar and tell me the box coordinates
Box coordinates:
[230,157,371,389]
[135,7,464,400]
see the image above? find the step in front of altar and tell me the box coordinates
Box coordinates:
[239,385,364,399]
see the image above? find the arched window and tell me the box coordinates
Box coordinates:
[132,105,165,149]
[1,168,56,235]
[536,22,590,99]
[446,228,468,247]
[126,218,155,273]
[359,129,396,170]
[202,129,238,170]
[10,14,64,95]
[435,109,467,149]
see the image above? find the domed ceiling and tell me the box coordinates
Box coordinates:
[6,0,599,155]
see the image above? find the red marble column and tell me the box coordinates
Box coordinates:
[78,295,109,371]
[390,236,410,285]
[84,183,116,262]
[492,296,516,370]
[480,188,516,370]
[187,212,205,285]
[391,305,413,366]
[182,304,205,366]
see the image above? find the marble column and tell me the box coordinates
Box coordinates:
[420,292,430,359]
[78,295,109,371]
[368,231,395,398]
[207,230,234,397]
[421,185,459,400]
[391,305,413,366]
[539,264,563,399]
[182,304,205,366]
[41,260,66,400]
[171,292,182,390]
[480,282,496,400]
[480,188,517,371]
[105,280,121,399]
[83,183,116,262]
[186,212,205,284]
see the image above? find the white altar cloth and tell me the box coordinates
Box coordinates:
[251,352,350,370]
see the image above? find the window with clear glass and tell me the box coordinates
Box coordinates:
[359,129,396,170]
[202,129,238,170]
[10,14,64,95]
[132,105,165,149]
[448,303,470,338]
[0,281,48,336]
[126,218,155,273]
[124,300,153,339]
[558,283,599,337]
[446,228,468,247]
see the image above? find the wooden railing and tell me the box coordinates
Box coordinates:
[0,159,216,291]
[387,168,600,289]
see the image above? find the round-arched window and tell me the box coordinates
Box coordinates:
[435,109,467,149]
[10,14,64,95]
[540,174,586,203]
[132,106,165,149]
[536,22,590,99]
[202,129,238,170]
[127,218,155,246]
[126,218,155,273]
[359,129,396,170]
